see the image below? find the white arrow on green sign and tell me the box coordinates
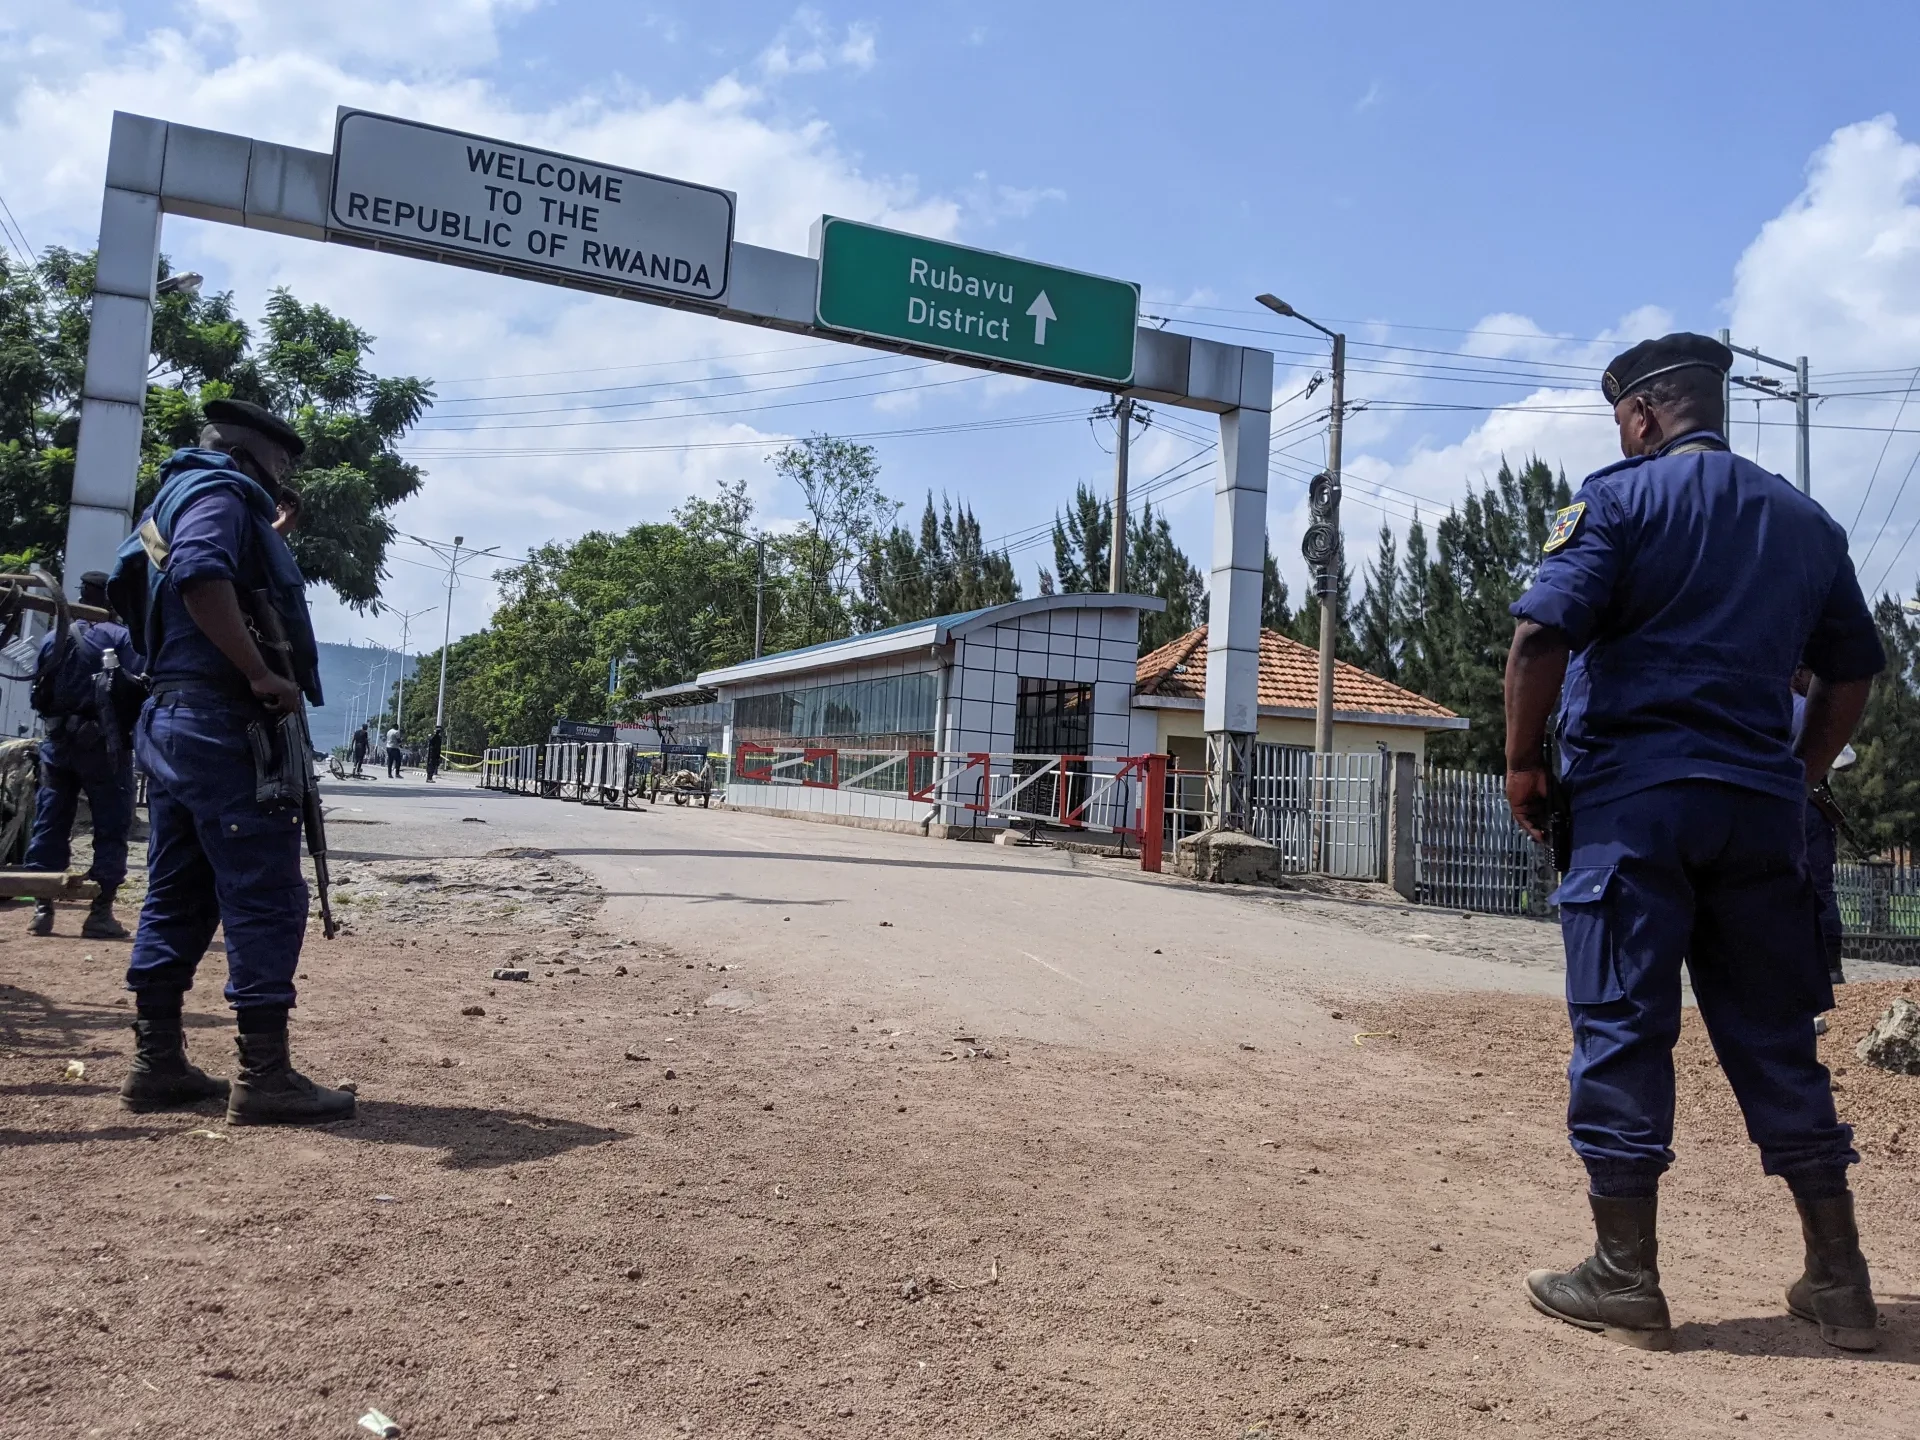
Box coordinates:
[813,217,1138,385]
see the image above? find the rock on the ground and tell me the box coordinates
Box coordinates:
[1855,997,1920,1075]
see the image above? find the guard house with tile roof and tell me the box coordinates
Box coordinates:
[1135,625,1467,774]
[698,593,1165,833]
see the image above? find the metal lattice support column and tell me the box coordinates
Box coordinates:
[1206,731,1252,833]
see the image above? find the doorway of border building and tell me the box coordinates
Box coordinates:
[1014,677,1091,823]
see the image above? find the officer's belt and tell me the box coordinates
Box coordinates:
[149,681,259,708]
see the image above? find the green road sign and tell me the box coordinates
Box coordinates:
[814,217,1138,385]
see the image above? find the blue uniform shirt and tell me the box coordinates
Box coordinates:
[1512,433,1884,807]
[148,479,265,694]
[35,619,136,679]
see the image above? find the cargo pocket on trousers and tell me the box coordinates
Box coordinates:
[1553,865,1624,1005]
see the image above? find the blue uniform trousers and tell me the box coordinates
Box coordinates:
[23,738,134,888]
[124,696,309,1010]
[1556,780,1854,1183]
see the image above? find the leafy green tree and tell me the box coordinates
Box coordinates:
[0,247,430,606]
[774,434,893,645]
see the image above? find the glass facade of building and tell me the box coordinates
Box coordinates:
[732,671,939,751]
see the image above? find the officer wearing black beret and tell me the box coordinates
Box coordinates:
[1505,332,1885,1351]
[107,396,354,1125]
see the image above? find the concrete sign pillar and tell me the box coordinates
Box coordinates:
[1202,350,1273,830]
[64,114,165,597]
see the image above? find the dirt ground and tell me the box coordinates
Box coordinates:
[2,833,1917,1440]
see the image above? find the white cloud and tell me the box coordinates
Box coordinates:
[0,2,969,645]
[758,9,877,78]
[1297,114,1920,605]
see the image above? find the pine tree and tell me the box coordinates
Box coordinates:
[1128,499,1203,653]
[1050,483,1111,592]
[1355,523,1399,681]
[1261,534,1292,632]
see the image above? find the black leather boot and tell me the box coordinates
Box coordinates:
[1525,1195,1673,1349]
[1787,1193,1879,1351]
[28,899,54,935]
[120,1014,229,1112]
[80,887,130,940]
[227,1031,356,1126]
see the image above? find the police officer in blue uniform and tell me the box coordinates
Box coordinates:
[108,398,354,1125]
[1504,333,1885,1352]
[22,571,140,939]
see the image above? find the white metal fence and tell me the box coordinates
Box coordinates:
[1415,766,1555,916]
[1250,745,1385,880]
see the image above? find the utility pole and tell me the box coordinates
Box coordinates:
[409,533,502,730]
[1108,396,1132,593]
[753,534,767,658]
[1720,329,1813,494]
[1258,294,1345,752]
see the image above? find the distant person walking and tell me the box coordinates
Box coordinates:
[385,724,402,778]
[349,723,369,778]
[425,725,444,783]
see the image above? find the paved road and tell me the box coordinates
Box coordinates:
[322,771,1569,1055]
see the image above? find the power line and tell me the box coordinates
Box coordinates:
[412,370,993,433]
[1847,366,1920,536]
[402,408,1091,459]
[0,189,37,262]
[431,351,925,407]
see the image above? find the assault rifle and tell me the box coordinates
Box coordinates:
[246,590,336,940]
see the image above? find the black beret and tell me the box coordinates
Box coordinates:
[79,570,110,588]
[203,397,305,459]
[1602,332,1733,406]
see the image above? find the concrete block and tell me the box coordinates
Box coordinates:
[1175,827,1283,886]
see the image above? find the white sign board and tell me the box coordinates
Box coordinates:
[328,110,734,302]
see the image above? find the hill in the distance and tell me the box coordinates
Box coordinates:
[310,640,420,746]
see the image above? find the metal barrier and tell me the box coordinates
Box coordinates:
[1836,859,1920,966]
[481,745,541,794]
[735,745,1168,870]
[1414,765,1555,916]
[1250,746,1384,880]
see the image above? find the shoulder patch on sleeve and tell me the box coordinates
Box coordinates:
[1543,501,1587,554]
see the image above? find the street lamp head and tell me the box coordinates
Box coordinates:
[157,271,204,297]
[453,535,464,546]
[1255,293,1294,318]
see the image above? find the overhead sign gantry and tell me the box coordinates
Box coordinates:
[66,109,1278,829]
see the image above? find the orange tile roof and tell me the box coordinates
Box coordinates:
[1136,625,1461,723]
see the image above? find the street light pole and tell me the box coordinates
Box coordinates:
[385,605,436,737]
[1258,294,1346,753]
[437,536,460,728]
[407,533,501,731]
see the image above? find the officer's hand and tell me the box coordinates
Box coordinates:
[1506,766,1552,842]
[250,670,301,715]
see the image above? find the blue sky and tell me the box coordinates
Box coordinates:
[5,1,1920,654]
